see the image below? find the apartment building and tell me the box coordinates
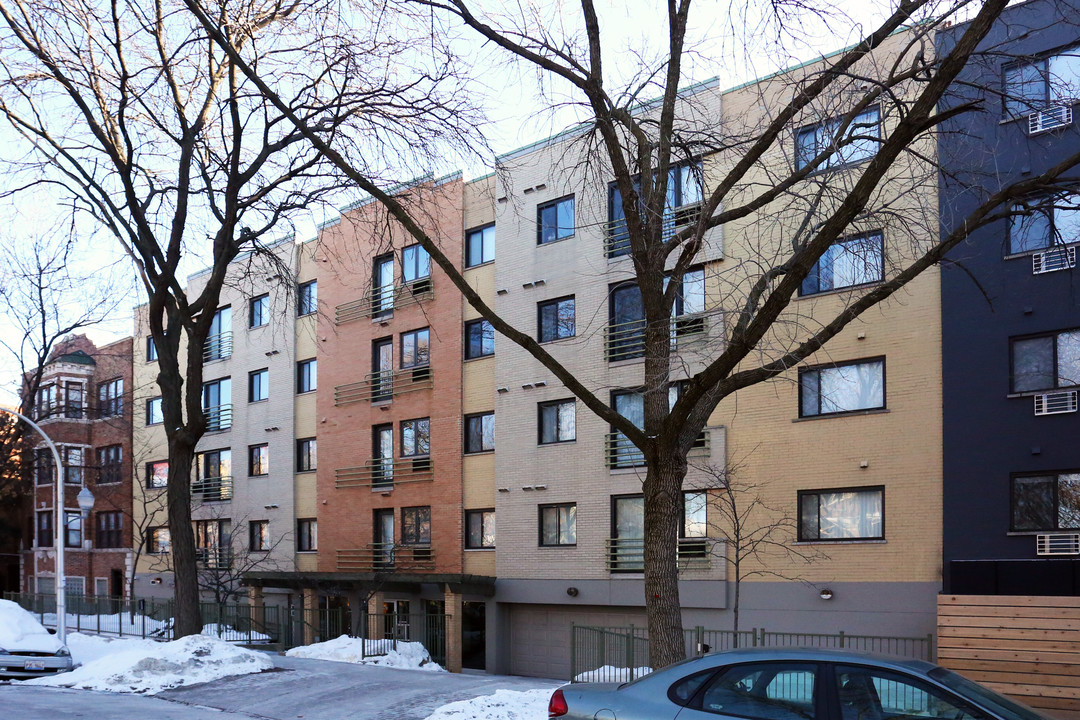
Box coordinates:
[21,335,134,600]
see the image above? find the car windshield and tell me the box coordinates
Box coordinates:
[928,668,1051,720]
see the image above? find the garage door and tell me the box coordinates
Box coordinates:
[508,604,646,679]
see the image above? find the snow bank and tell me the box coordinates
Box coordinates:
[286,634,445,672]
[423,689,553,720]
[38,613,270,643]
[66,632,160,665]
[0,599,64,653]
[21,634,273,694]
[573,665,653,683]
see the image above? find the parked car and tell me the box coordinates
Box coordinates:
[0,599,73,680]
[549,647,1050,720]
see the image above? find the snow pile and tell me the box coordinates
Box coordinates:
[573,665,653,682]
[22,634,273,694]
[0,599,63,653]
[286,634,445,671]
[66,632,160,665]
[423,689,553,720]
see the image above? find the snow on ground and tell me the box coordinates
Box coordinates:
[285,634,445,672]
[0,599,63,653]
[573,665,653,682]
[35,612,270,643]
[422,688,554,720]
[20,634,273,694]
[66,632,161,665]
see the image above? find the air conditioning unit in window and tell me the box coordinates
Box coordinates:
[1028,105,1073,135]
[1032,246,1077,274]
[1036,533,1080,556]
[1033,390,1078,415]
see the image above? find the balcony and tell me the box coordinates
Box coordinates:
[605,430,710,469]
[605,537,717,572]
[336,544,435,572]
[195,547,233,569]
[192,475,233,502]
[333,366,432,406]
[335,281,434,325]
[334,457,434,490]
[603,203,703,258]
[204,404,233,431]
[604,314,710,362]
[1028,104,1073,135]
[204,332,233,362]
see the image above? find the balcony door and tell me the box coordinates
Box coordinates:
[373,509,394,568]
[611,495,645,571]
[372,338,393,402]
[373,255,394,317]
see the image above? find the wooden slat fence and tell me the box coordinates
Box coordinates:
[938,594,1080,720]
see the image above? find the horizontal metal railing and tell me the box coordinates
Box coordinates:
[605,537,716,571]
[336,544,436,572]
[204,332,233,362]
[334,281,434,324]
[604,313,710,362]
[333,366,433,406]
[603,203,703,257]
[195,547,233,569]
[204,404,233,431]
[334,457,434,489]
[192,475,233,502]
[605,430,709,469]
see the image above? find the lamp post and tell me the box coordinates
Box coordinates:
[0,405,68,645]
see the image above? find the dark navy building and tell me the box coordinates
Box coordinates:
[939,0,1080,595]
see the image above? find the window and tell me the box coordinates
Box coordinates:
[206,306,232,361]
[465,319,495,359]
[372,254,394,317]
[537,195,575,245]
[248,444,269,476]
[249,521,269,552]
[296,438,316,472]
[202,377,231,431]
[195,519,231,566]
[683,491,709,539]
[64,447,84,485]
[539,503,576,546]
[693,662,817,720]
[671,269,706,317]
[298,280,317,316]
[146,461,169,488]
[611,495,645,570]
[538,399,576,444]
[36,384,55,419]
[147,527,171,554]
[608,282,645,361]
[249,369,269,402]
[401,506,431,545]
[146,336,158,361]
[372,337,393,402]
[1008,192,1080,254]
[835,665,983,720]
[249,293,269,328]
[798,486,884,541]
[465,509,496,549]
[401,418,430,457]
[538,296,576,342]
[98,378,123,417]
[610,390,645,467]
[146,397,163,425]
[297,519,318,552]
[64,382,84,418]
[401,328,430,368]
[796,107,880,171]
[195,449,232,501]
[297,358,317,393]
[1012,473,1080,531]
[464,412,494,454]
[35,448,54,485]
[466,224,495,267]
[96,445,123,484]
[96,511,122,548]
[65,511,82,548]
[1003,47,1080,118]
[402,244,431,284]
[36,511,52,547]
[800,233,884,296]
[373,509,394,566]
[373,425,394,490]
[799,358,885,417]
[608,161,703,257]
[1011,329,1080,392]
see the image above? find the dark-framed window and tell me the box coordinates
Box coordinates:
[1008,192,1080,254]
[401,506,431,545]
[1012,472,1080,531]
[796,106,880,171]
[146,397,163,425]
[371,337,393,402]
[690,662,818,717]
[538,296,576,342]
[297,280,317,316]
[537,195,575,245]
[465,509,495,549]
[466,224,495,267]
[1003,46,1080,118]
[63,446,84,484]
[249,520,269,552]
[248,444,269,476]
[63,382,83,419]
[401,328,430,368]
[146,460,169,488]
[464,412,494,454]
[373,424,394,490]
[146,336,158,361]
[34,448,53,485]
[372,254,394,317]
[608,282,644,361]
[297,519,317,551]
[1011,329,1080,392]
[96,511,122,549]
[539,503,576,546]
[401,417,430,457]
[798,486,884,541]
[36,511,52,547]
[538,399,576,444]
[465,319,495,359]
[402,244,431,284]
[206,306,232,361]
[147,526,171,554]
[610,494,644,570]
[96,445,123,484]
[296,438,316,472]
[297,358,317,393]
[202,377,232,431]
[610,389,645,468]
[98,378,124,417]
[799,358,885,417]
[249,293,269,328]
[249,368,269,402]
[35,383,55,419]
[607,161,703,257]
[800,232,884,296]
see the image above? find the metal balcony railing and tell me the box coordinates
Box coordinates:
[333,366,433,406]
[1036,533,1080,556]
[192,475,233,502]
[334,457,434,490]
[605,430,710,469]
[604,313,709,363]
[605,537,716,571]
[336,544,435,572]
[1032,246,1077,274]
[204,332,233,362]
[334,281,434,324]
[603,203,703,258]
[195,547,233,569]
[204,404,233,431]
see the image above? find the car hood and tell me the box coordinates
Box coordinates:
[0,599,63,653]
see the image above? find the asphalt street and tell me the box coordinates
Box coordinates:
[1,653,563,720]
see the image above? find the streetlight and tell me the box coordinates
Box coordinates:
[0,405,68,645]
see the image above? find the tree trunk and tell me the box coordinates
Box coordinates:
[166,436,201,637]
[643,453,688,668]
[732,560,741,648]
